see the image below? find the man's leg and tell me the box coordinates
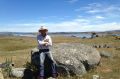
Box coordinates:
[39,52,45,78]
[47,52,57,78]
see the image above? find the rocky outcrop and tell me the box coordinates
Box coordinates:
[31,43,101,76]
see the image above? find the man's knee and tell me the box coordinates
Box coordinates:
[40,61,44,66]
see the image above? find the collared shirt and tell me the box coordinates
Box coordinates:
[37,34,52,49]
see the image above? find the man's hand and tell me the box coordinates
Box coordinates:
[43,39,49,46]
[43,42,48,46]
[44,39,49,42]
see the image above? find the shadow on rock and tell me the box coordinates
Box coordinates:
[22,69,33,79]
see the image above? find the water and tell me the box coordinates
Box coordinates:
[13,33,37,37]
[1,32,120,38]
[112,34,120,36]
[51,33,92,38]
[15,33,92,38]
[11,33,92,38]
[11,33,120,38]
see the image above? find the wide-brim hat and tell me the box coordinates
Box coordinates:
[38,26,48,32]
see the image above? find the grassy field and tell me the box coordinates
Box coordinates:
[0,35,120,79]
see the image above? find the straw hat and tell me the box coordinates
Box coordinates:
[38,26,48,32]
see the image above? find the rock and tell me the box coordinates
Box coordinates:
[115,47,120,50]
[48,77,56,79]
[103,44,107,48]
[11,68,25,77]
[0,68,4,79]
[93,44,112,48]
[100,51,112,58]
[98,45,101,48]
[115,36,120,40]
[93,45,98,48]
[1,62,26,78]
[93,75,100,79]
[31,43,101,76]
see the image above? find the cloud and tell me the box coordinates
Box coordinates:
[1,17,119,32]
[85,3,120,14]
[46,20,120,32]
[85,22,120,31]
[0,8,120,32]
[75,2,120,26]
[95,15,105,19]
[67,0,79,3]
[75,3,120,15]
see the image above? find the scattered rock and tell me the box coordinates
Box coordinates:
[93,44,112,48]
[100,51,112,58]
[93,75,100,79]
[115,47,120,50]
[115,36,120,40]
[48,77,56,79]
[93,45,97,48]
[11,68,25,78]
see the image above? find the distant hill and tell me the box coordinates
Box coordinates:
[104,30,120,34]
[107,30,120,32]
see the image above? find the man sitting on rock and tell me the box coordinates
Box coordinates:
[37,26,57,79]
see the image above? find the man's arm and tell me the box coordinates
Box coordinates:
[37,35,48,45]
[44,36,52,46]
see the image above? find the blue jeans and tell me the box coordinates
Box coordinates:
[39,49,56,77]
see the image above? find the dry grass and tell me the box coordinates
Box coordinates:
[0,35,120,79]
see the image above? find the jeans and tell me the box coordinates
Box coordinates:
[39,49,56,77]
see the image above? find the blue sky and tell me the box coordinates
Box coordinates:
[0,0,120,32]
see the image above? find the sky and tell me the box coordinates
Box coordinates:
[0,0,120,32]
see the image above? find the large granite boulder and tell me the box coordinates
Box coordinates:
[31,43,101,76]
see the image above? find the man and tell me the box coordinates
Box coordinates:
[37,26,57,79]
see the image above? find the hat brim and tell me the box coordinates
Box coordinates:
[39,29,48,32]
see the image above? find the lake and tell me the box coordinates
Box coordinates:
[1,32,120,38]
[13,33,92,38]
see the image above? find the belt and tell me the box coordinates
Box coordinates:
[39,49,49,52]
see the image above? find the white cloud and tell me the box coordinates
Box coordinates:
[46,20,120,32]
[75,3,120,26]
[1,18,120,32]
[67,0,79,3]
[75,3,120,15]
[86,3,120,14]
[0,23,120,32]
[90,22,120,31]
[95,15,105,19]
